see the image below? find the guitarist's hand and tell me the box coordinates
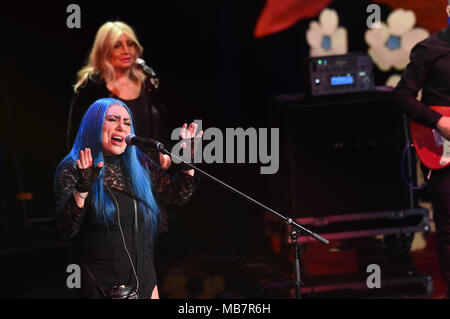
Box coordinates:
[437,116,450,139]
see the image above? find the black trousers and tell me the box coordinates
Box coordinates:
[429,168,450,296]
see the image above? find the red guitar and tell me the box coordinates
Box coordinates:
[409,106,450,170]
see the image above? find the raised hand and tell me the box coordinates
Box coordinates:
[179,122,204,154]
[178,122,203,175]
[75,148,104,193]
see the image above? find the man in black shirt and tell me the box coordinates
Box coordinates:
[395,3,450,298]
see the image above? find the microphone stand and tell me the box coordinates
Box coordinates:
[150,143,329,299]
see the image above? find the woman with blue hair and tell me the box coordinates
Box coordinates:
[54,97,201,299]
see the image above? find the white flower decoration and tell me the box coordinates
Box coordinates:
[306,8,348,57]
[365,9,429,72]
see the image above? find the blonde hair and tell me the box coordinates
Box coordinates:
[74,21,146,92]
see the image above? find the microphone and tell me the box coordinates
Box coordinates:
[125,134,165,150]
[135,58,157,77]
[135,58,160,89]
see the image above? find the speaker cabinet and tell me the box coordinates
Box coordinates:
[269,90,415,219]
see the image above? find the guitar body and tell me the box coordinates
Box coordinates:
[409,106,450,170]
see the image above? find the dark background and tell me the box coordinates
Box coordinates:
[0,0,435,298]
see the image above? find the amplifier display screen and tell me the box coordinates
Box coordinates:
[330,75,354,86]
[307,54,373,96]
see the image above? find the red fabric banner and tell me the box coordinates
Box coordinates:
[254,0,447,38]
[374,0,447,34]
[254,0,333,38]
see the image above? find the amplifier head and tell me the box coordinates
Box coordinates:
[304,53,375,96]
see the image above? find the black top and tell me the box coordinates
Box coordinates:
[394,26,450,128]
[66,74,166,151]
[54,152,199,299]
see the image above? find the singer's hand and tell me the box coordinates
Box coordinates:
[179,122,203,176]
[77,148,103,170]
[73,148,103,207]
[76,148,104,192]
[159,153,172,170]
[179,122,204,147]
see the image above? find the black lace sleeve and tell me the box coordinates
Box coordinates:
[138,151,200,206]
[54,158,91,239]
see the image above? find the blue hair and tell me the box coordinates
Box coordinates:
[64,97,159,235]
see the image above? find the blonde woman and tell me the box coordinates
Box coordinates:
[66,21,171,169]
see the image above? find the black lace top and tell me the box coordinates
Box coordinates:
[54,153,199,299]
